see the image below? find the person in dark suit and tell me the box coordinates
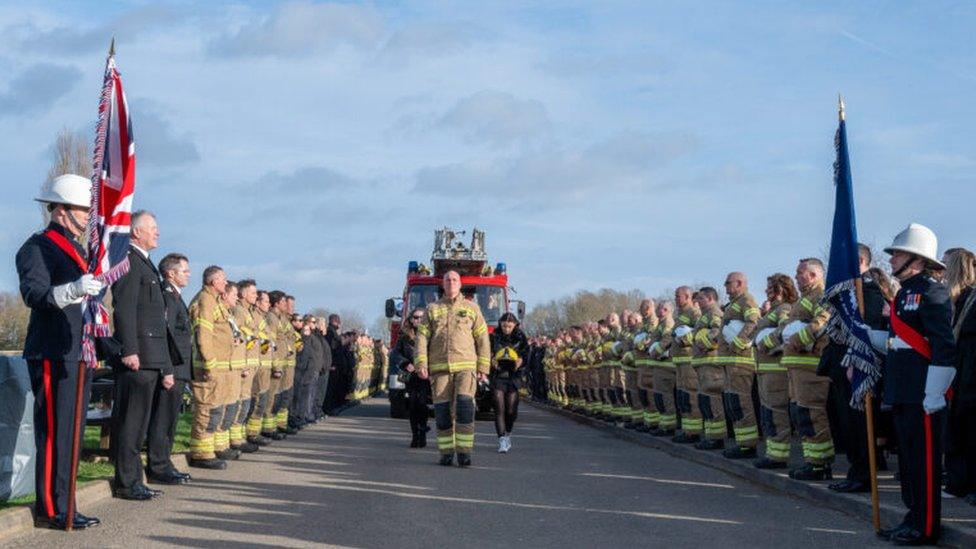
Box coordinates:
[146,252,194,485]
[109,210,171,501]
[16,174,104,530]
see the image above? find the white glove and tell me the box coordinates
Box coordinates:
[51,274,103,309]
[868,330,888,352]
[674,325,692,338]
[76,274,103,296]
[754,327,774,347]
[722,320,744,344]
[648,341,661,355]
[923,365,956,414]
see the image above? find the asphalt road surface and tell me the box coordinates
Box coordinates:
[8,397,888,548]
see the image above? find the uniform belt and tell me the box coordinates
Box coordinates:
[887,337,913,351]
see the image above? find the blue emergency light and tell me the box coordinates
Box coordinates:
[495,262,506,274]
[408,261,419,273]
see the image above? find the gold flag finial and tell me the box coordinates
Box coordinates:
[108,37,115,58]
[838,94,845,121]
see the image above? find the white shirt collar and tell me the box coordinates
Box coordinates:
[131,243,150,259]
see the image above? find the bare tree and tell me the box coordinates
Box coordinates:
[0,291,30,351]
[40,128,90,226]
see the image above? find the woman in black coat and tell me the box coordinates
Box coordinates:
[944,249,976,504]
[391,308,430,448]
[489,312,530,453]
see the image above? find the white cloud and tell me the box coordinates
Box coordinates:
[208,1,385,58]
[438,90,552,147]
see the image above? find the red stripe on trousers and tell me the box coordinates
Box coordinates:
[924,412,933,538]
[42,359,55,518]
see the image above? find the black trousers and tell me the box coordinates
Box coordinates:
[945,401,976,496]
[146,378,185,477]
[28,359,92,518]
[314,370,330,418]
[407,378,430,435]
[828,371,870,482]
[111,368,160,492]
[892,404,943,540]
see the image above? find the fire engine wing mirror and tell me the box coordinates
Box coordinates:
[385,298,397,319]
[514,300,526,320]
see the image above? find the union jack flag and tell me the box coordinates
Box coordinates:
[82,46,136,366]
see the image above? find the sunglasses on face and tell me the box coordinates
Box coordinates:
[411,315,423,320]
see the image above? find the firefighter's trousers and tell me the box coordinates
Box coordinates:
[723,364,759,448]
[230,370,255,446]
[261,370,283,435]
[675,359,702,435]
[247,367,272,438]
[190,369,236,460]
[652,362,677,430]
[695,361,726,441]
[431,370,477,455]
[757,365,790,462]
[787,366,834,465]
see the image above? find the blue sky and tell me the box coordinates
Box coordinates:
[0,1,973,325]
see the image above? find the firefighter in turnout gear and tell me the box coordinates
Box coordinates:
[188,266,235,469]
[871,223,956,545]
[269,291,297,436]
[620,312,645,427]
[261,296,285,440]
[718,272,761,459]
[229,280,260,453]
[415,270,491,467]
[671,286,703,443]
[649,300,676,436]
[215,282,246,458]
[772,258,834,481]
[691,287,725,450]
[752,274,798,469]
[246,288,274,446]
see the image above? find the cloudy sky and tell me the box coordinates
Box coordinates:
[1,1,973,324]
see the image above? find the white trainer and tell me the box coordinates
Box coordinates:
[498,436,508,453]
[504,435,513,452]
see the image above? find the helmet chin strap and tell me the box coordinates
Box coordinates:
[63,207,88,238]
[892,255,919,280]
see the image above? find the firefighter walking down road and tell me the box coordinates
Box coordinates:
[415,270,491,467]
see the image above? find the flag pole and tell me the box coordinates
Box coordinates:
[842,94,881,533]
[66,36,116,532]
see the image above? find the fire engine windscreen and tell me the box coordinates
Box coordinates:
[407,285,506,324]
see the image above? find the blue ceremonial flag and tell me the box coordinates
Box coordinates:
[824,98,881,410]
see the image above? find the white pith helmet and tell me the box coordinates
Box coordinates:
[884,222,945,269]
[35,174,92,208]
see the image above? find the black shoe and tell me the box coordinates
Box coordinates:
[789,463,833,481]
[828,479,869,493]
[266,431,286,441]
[188,457,228,470]
[146,470,188,485]
[457,453,472,467]
[889,528,935,546]
[410,434,421,448]
[651,427,675,437]
[695,439,724,451]
[234,441,259,453]
[439,454,454,466]
[34,513,93,530]
[671,432,700,444]
[247,435,271,446]
[172,469,192,481]
[215,448,241,461]
[722,446,756,459]
[877,523,910,541]
[142,485,164,498]
[114,486,155,500]
[418,432,427,448]
[75,512,101,527]
[753,457,787,469]
[964,493,976,506]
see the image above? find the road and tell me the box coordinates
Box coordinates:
[8,397,888,548]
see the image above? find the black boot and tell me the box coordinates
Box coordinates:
[651,427,675,437]
[694,438,724,451]
[457,453,472,467]
[753,457,787,469]
[671,432,700,444]
[418,431,427,448]
[789,463,832,481]
[410,432,421,448]
[247,435,271,446]
[439,453,454,466]
[722,446,756,459]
